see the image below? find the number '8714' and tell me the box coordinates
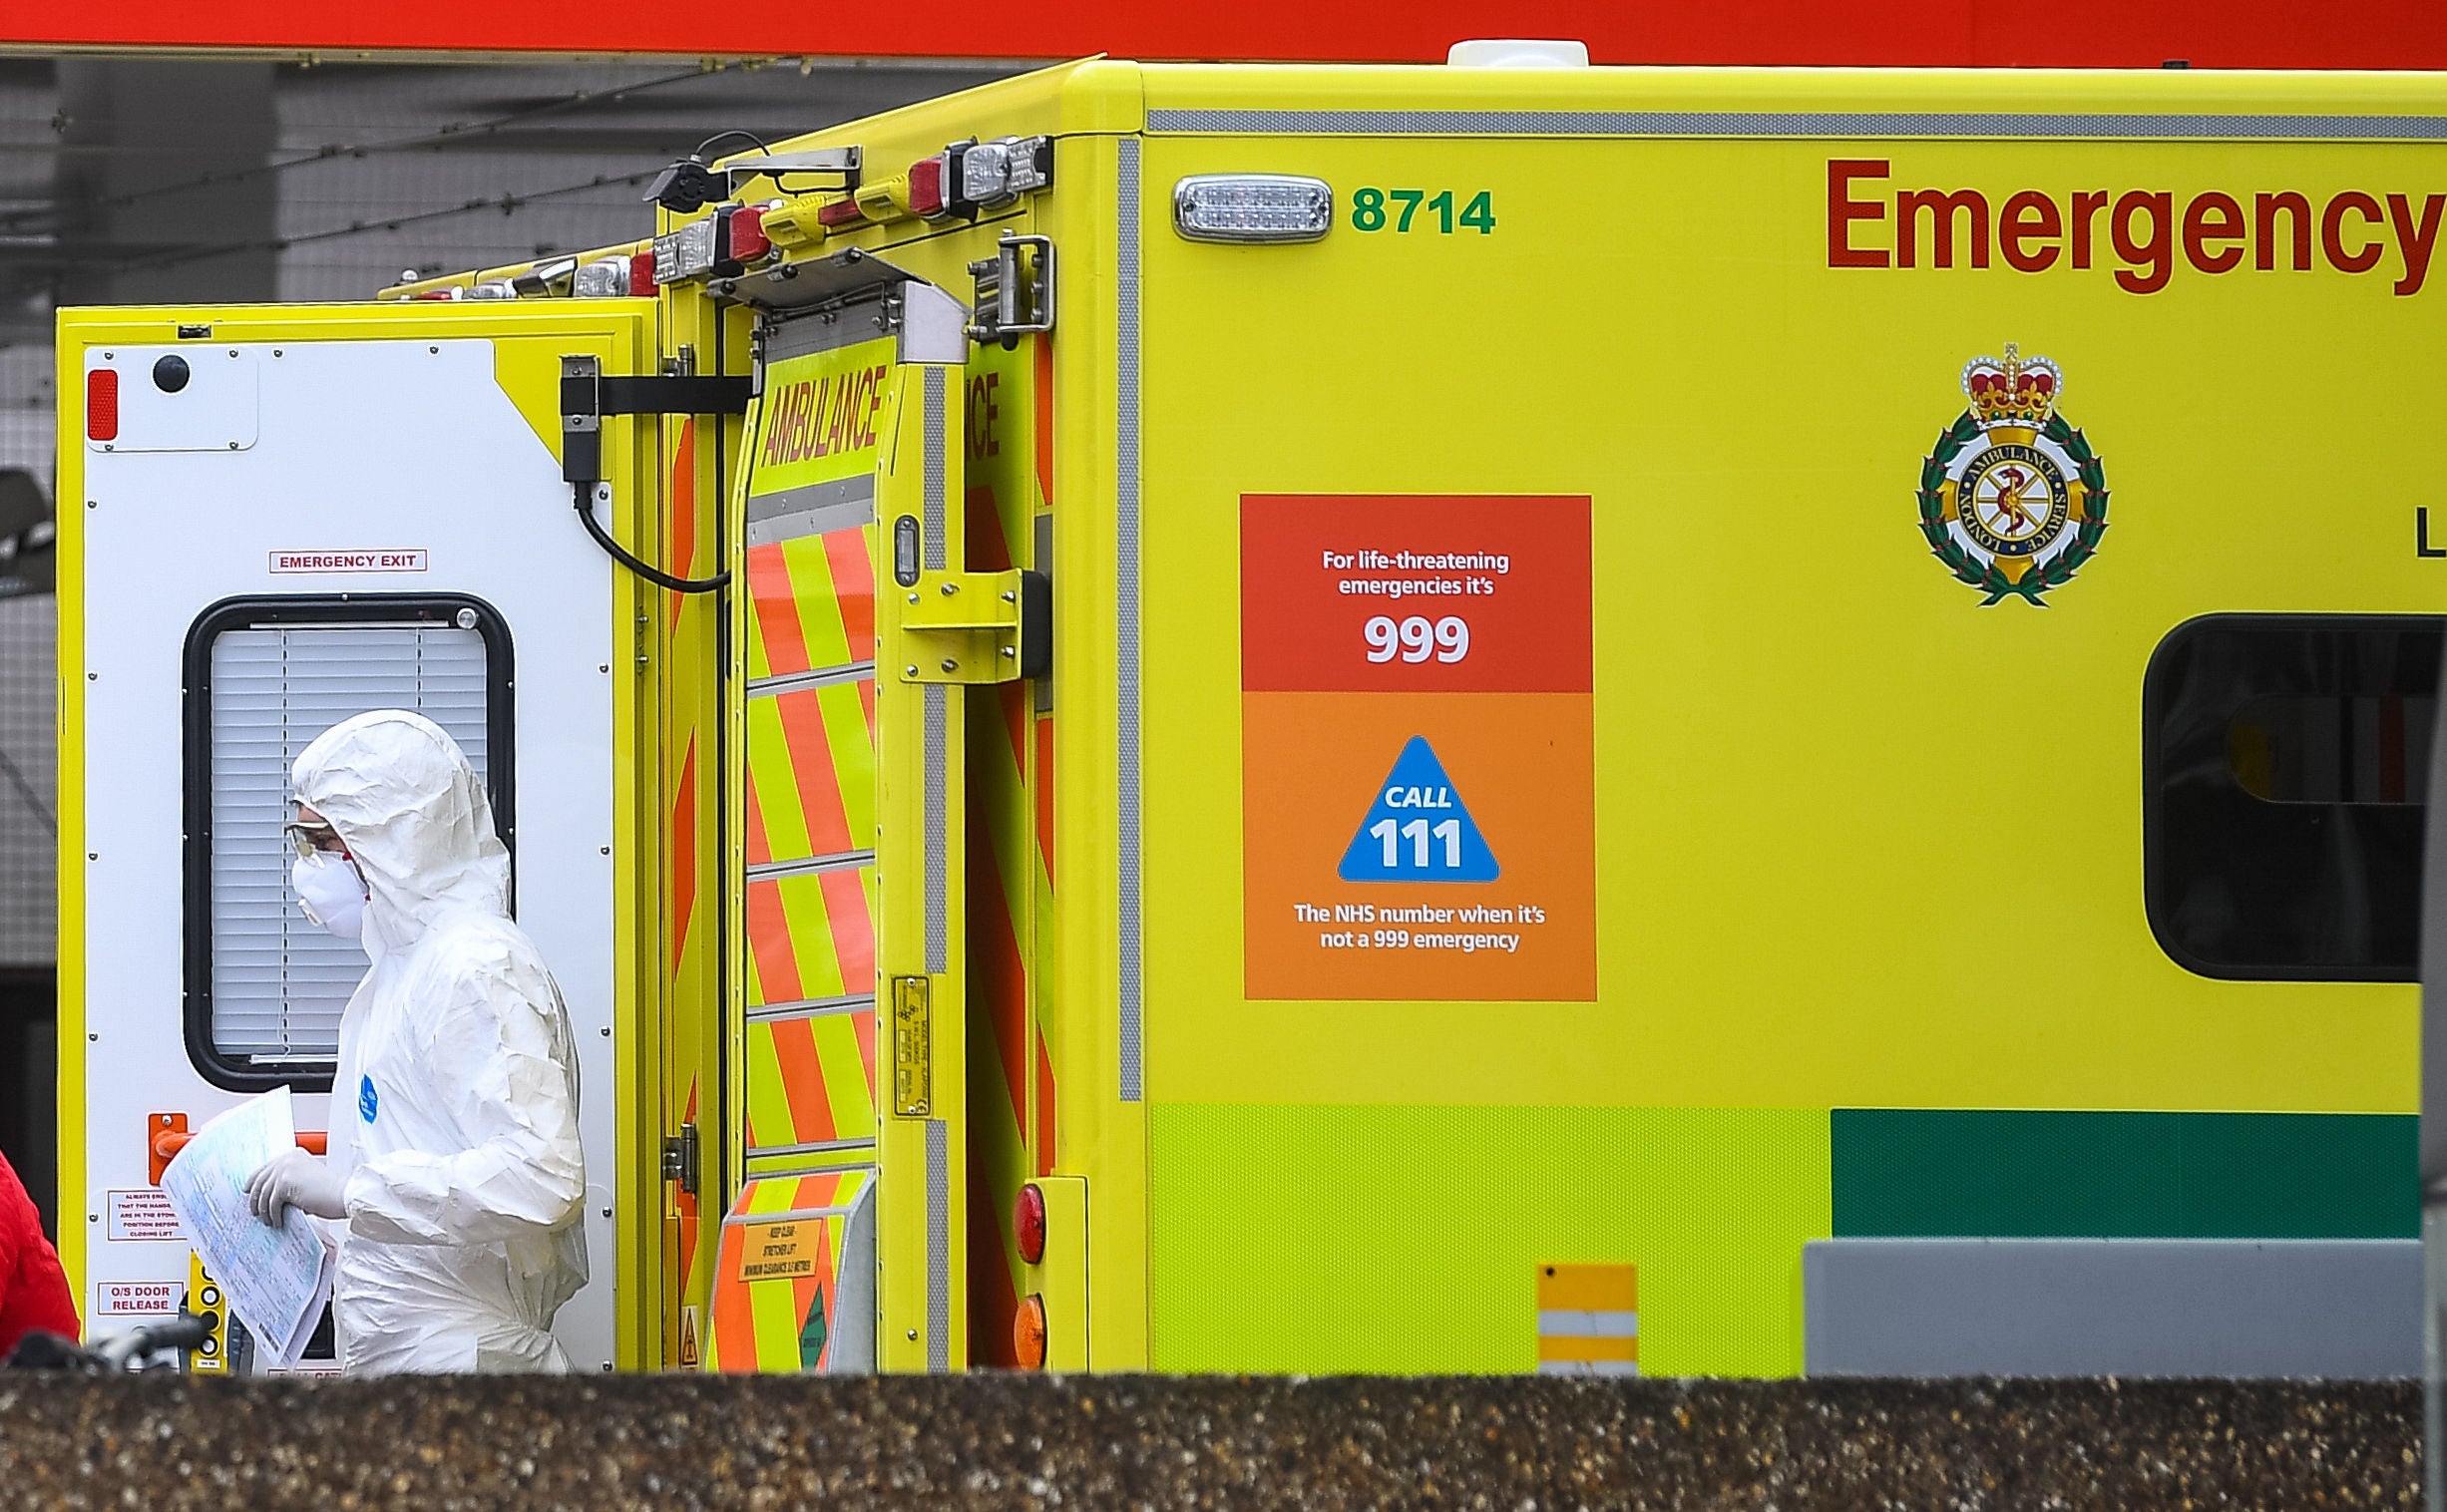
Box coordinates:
[1365,614,1469,664]
[1351,189,1495,234]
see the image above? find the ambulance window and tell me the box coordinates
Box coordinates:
[182,596,514,1090]
[2144,613,2444,981]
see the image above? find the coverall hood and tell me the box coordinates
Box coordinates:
[290,710,510,954]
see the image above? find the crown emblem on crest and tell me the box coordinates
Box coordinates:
[1960,343,2062,430]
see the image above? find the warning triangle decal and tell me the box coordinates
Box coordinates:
[1339,736,1500,883]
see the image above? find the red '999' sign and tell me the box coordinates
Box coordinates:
[1239,495,1593,695]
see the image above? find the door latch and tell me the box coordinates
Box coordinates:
[660,1121,700,1197]
[967,232,1054,348]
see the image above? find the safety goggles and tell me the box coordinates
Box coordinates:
[283,820,347,860]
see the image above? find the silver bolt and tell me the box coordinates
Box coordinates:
[602,1207,612,1219]
[1002,591,1017,602]
[940,658,958,673]
[907,592,919,604]
[1002,647,1017,659]
[600,1026,612,1037]
[941,581,959,595]
[907,1328,919,1341]
[905,664,919,677]
[600,663,610,672]
[600,846,611,856]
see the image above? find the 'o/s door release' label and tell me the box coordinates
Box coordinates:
[1241,494,1596,1002]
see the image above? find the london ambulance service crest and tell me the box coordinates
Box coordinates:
[1915,344,2110,605]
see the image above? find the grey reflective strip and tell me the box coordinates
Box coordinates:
[747,662,875,698]
[1116,135,1144,1105]
[744,476,877,547]
[924,684,947,975]
[1536,1359,1640,1377]
[923,367,947,572]
[746,850,875,883]
[925,1118,950,1373]
[744,992,875,1024]
[1145,108,2447,140]
[739,1137,879,1161]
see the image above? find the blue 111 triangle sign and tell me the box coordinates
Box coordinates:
[1339,736,1500,883]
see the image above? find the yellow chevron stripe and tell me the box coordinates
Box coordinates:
[783,534,854,671]
[745,696,812,861]
[746,1264,802,1369]
[778,874,846,1000]
[814,679,877,839]
[813,1010,880,1144]
[743,1019,798,1148]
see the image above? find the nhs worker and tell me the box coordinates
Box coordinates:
[242,710,588,1373]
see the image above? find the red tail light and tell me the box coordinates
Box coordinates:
[817,196,866,227]
[909,154,950,217]
[1015,1183,1047,1265]
[727,204,771,264]
[628,249,656,296]
[86,368,119,442]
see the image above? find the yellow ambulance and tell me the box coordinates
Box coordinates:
[60,53,2440,1378]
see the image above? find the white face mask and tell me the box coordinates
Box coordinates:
[292,850,368,940]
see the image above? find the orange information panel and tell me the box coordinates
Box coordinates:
[1241,494,1597,1002]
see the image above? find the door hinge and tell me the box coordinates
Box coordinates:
[660,1121,700,1196]
[967,231,1055,349]
[893,566,1050,683]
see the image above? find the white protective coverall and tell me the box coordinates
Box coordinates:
[293,710,589,1373]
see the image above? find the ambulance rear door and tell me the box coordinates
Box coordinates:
[60,300,661,1371]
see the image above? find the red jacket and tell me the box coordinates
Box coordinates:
[0,1151,77,1357]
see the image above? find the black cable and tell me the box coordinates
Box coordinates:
[693,129,775,160]
[574,482,729,594]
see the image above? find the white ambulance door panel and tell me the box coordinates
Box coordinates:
[71,309,645,1372]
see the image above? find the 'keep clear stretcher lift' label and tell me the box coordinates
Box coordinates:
[1241,495,1597,1001]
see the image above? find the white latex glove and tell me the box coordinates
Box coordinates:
[243,1149,346,1225]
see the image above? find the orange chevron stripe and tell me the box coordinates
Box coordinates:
[817,866,875,997]
[747,541,812,678]
[745,881,803,1005]
[819,528,875,665]
[768,1015,835,1145]
[709,1220,754,1372]
[774,687,856,857]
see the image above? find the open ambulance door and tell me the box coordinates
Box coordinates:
[707,265,1003,1371]
[59,300,670,1372]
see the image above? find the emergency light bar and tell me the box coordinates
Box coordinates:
[1173,175,1334,242]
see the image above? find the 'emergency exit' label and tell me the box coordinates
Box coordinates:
[1241,495,1596,1001]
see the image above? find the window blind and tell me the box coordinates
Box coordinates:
[205,624,491,1063]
